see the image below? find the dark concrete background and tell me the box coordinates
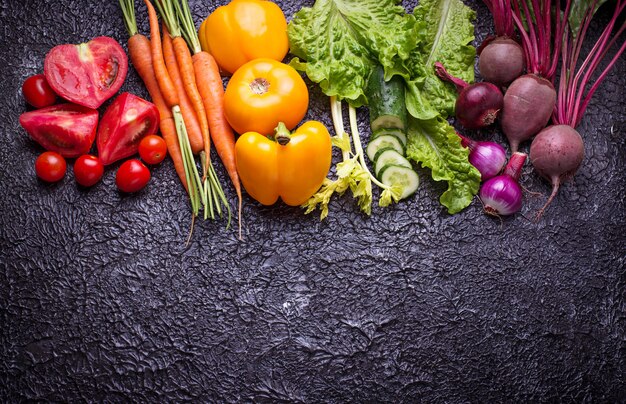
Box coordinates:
[1,0,624,401]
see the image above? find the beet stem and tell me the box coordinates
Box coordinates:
[503,152,527,181]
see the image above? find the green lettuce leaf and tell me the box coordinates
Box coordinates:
[287,0,416,106]
[406,117,481,213]
[402,0,476,119]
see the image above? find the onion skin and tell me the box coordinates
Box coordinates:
[501,74,556,152]
[479,152,527,216]
[480,175,523,216]
[434,62,503,130]
[458,134,506,181]
[456,82,504,129]
[478,37,525,86]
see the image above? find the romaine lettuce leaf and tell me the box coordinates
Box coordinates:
[406,117,481,213]
[402,0,476,119]
[287,0,416,107]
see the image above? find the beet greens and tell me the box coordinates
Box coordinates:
[500,0,573,152]
[530,0,625,220]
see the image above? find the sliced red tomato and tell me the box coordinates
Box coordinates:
[96,92,160,165]
[19,103,99,158]
[44,36,128,109]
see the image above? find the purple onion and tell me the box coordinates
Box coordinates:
[435,62,504,129]
[479,152,526,216]
[458,134,507,181]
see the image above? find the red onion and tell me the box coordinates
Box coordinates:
[479,152,526,216]
[434,62,503,130]
[458,134,507,181]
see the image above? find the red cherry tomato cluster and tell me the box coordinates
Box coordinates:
[22,63,167,194]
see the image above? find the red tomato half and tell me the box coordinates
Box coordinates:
[97,92,160,165]
[44,36,128,109]
[35,151,67,183]
[19,103,99,158]
[74,155,104,187]
[138,135,167,165]
[116,159,150,193]
[22,74,57,108]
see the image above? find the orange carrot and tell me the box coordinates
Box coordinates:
[173,0,241,235]
[193,51,243,230]
[144,0,179,108]
[171,36,212,173]
[162,24,204,155]
[126,33,187,191]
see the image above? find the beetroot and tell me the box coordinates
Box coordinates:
[500,0,572,152]
[478,37,525,86]
[528,0,625,220]
[530,125,584,219]
[500,74,556,152]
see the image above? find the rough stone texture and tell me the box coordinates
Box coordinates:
[1,0,624,402]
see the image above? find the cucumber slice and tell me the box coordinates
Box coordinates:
[372,128,407,147]
[367,65,407,132]
[379,164,420,199]
[366,135,404,161]
[373,149,412,177]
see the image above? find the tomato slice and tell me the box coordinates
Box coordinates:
[19,103,99,158]
[44,36,128,109]
[97,92,160,165]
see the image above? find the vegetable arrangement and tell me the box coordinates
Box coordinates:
[17,0,625,236]
[289,0,481,216]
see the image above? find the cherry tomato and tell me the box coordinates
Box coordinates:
[35,151,66,183]
[116,159,150,193]
[74,155,104,187]
[138,135,167,165]
[22,74,57,108]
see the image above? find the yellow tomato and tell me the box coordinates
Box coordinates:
[224,58,309,136]
[199,0,289,75]
[235,121,332,206]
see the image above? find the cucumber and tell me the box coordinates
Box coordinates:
[373,149,412,177]
[367,65,407,132]
[372,128,407,147]
[366,135,404,161]
[378,164,420,199]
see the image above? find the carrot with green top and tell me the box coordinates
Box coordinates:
[176,0,242,237]
[162,23,204,155]
[155,0,230,224]
[143,0,203,216]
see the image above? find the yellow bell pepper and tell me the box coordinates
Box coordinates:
[235,122,332,206]
[199,0,289,75]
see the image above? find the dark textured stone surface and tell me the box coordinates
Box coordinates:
[1,0,624,402]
